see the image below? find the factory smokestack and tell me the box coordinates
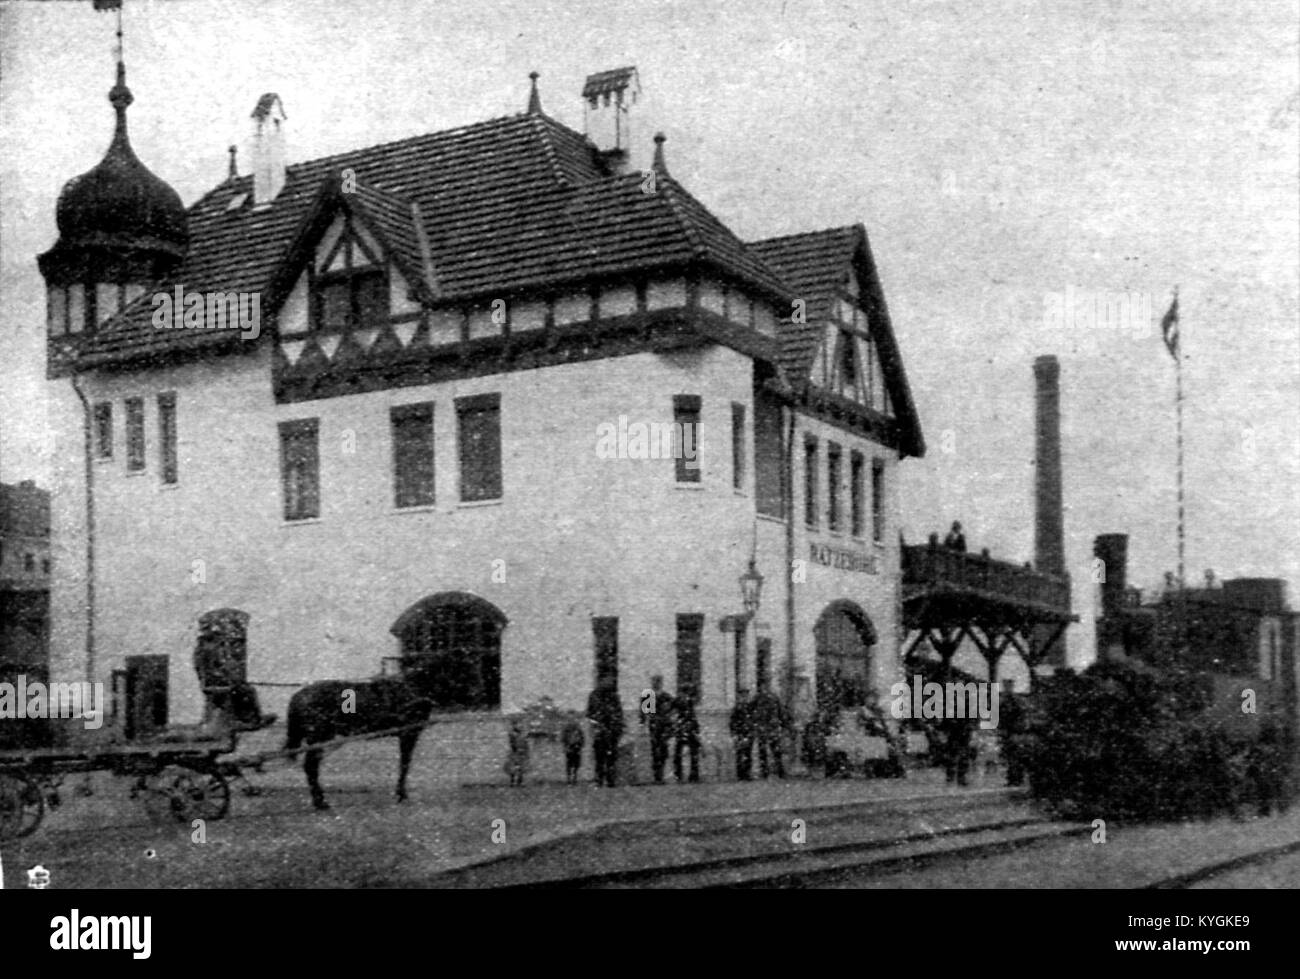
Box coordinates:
[1033,355,1065,577]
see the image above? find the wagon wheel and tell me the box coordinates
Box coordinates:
[0,772,45,841]
[141,766,231,824]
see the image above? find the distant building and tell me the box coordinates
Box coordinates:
[1093,534,1299,727]
[0,479,51,747]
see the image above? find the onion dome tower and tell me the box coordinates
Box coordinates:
[38,54,188,338]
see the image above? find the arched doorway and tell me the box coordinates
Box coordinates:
[390,593,506,710]
[813,600,877,709]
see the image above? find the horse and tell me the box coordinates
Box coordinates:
[284,658,440,811]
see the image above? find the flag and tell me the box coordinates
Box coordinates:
[93,0,123,11]
[1161,293,1179,361]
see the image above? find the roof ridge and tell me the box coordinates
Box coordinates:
[749,224,861,246]
[656,173,706,258]
[526,112,571,188]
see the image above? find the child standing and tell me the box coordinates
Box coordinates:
[561,712,585,785]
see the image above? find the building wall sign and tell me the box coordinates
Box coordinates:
[809,541,880,575]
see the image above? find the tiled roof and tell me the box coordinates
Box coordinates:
[750,224,925,457]
[749,226,858,378]
[73,111,792,366]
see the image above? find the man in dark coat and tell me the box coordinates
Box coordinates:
[586,679,625,787]
[752,683,788,779]
[943,521,967,552]
[999,688,1026,787]
[641,675,676,784]
[730,688,754,781]
[673,691,701,783]
[941,713,974,786]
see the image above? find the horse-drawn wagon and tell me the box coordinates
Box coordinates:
[0,609,271,841]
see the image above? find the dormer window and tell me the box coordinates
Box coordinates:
[315,266,387,332]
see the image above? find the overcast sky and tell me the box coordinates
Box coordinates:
[2,0,1297,666]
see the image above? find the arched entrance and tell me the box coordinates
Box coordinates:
[813,600,877,709]
[390,593,506,710]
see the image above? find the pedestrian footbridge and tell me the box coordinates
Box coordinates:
[901,542,1077,685]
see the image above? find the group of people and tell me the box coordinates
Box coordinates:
[573,675,703,787]
[729,684,791,780]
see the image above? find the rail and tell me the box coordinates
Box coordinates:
[902,544,1071,612]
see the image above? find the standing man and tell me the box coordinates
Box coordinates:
[730,688,754,781]
[753,682,788,779]
[641,675,676,785]
[943,521,967,552]
[942,713,974,786]
[673,690,701,783]
[586,677,625,788]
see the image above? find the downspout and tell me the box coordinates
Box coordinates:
[784,402,796,712]
[70,375,95,685]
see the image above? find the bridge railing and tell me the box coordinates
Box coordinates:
[902,544,1071,612]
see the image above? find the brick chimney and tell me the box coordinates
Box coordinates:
[582,67,639,174]
[251,93,286,207]
[1033,355,1065,577]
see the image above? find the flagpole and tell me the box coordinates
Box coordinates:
[1172,286,1187,655]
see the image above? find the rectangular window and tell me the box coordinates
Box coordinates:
[158,392,177,484]
[593,617,619,691]
[732,620,747,700]
[850,450,865,538]
[391,402,435,508]
[673,394,701,484]
[675,614,704,701]
[872,457,885,543]
[279,418,320,521]
[93,402,113,460]
[754,386,785,518]
[756,637,773,693]
[804,436,819,527]
[125,397,145,472]
[320,280,351,331]
[456,393,502,502]
[731,402,746,491]
[827,441,842,532]
[356,271,388,329]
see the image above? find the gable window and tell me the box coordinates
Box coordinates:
[279,418,320,521]
[125,397,145,472]
[457,393,502,502]
[673,394,701,484]
[754,386,785,519]
[827,441,842,532]
[392,402,435,508]
[804,436,819,528]
[834,331,864,403]
[731,402,746,491]
[850,450,865,538]
[871,457,886,543]
[158,392,178,484]
[93,402,113,460]
[315,268,387,332]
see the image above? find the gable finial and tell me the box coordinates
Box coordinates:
[652,132,667,173]
[527,71,542,114]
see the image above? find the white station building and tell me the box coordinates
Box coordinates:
[40,61,926,759]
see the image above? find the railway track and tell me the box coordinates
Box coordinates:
[1144,838,1300,889]
[451,809,1089,889]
